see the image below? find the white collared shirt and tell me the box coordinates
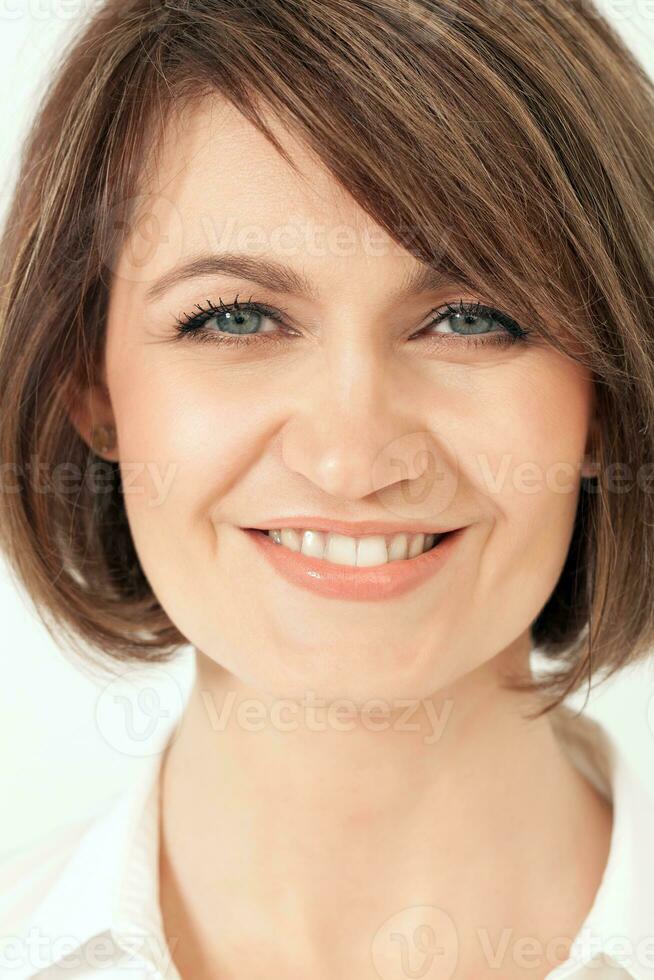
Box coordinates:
[2,653,654,980]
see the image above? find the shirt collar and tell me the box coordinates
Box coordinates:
[14,668,654,980]
[547,702,654,980]
[7,757,165,978]
[8,654,194,980]
[110,746,177,977]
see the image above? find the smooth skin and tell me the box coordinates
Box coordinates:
[71,96,612,979]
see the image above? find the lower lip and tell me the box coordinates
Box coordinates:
[242,527,467,601]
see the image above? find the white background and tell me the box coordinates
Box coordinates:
[1,0,654,850]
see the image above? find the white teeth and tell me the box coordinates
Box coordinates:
[355,535,388,567]
[266,528,444,567]
[388,533,409,561]
[407,533,425,558]
[300,530,326,559]
[324,532,357,565]
[280,528,302,552]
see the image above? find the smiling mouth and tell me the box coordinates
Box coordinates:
[242,524,466,602]
[246,527,452,569]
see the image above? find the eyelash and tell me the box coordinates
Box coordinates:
[172,294,531,351]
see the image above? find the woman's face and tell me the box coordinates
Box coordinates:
[95,96,594,703]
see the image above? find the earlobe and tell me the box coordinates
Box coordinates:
[65,382,118,460]
[89,423,118,456]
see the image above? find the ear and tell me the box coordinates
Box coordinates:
[65,379,119,462]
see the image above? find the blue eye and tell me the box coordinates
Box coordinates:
[172,294,531,351]
[173,294,289,346]
[205,306,265,335]
[419,299,530,350]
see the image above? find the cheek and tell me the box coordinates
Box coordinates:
[113,364,263,518]
[466,357,592,619]
[106,354,288,616]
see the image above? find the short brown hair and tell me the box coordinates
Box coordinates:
[1,0,653,713]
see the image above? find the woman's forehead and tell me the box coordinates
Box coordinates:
[139,94,364,228]
[113,95,433,307]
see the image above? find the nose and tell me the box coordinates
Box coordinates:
[280,352,434,501]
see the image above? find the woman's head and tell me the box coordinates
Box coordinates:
[1,0,653,716]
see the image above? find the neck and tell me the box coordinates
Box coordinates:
[158,640,612,978]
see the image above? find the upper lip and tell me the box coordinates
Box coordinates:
[245,518,464,537]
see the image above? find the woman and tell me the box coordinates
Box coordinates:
[1,0,654,977]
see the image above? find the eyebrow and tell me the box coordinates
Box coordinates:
[144,251,454,304]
